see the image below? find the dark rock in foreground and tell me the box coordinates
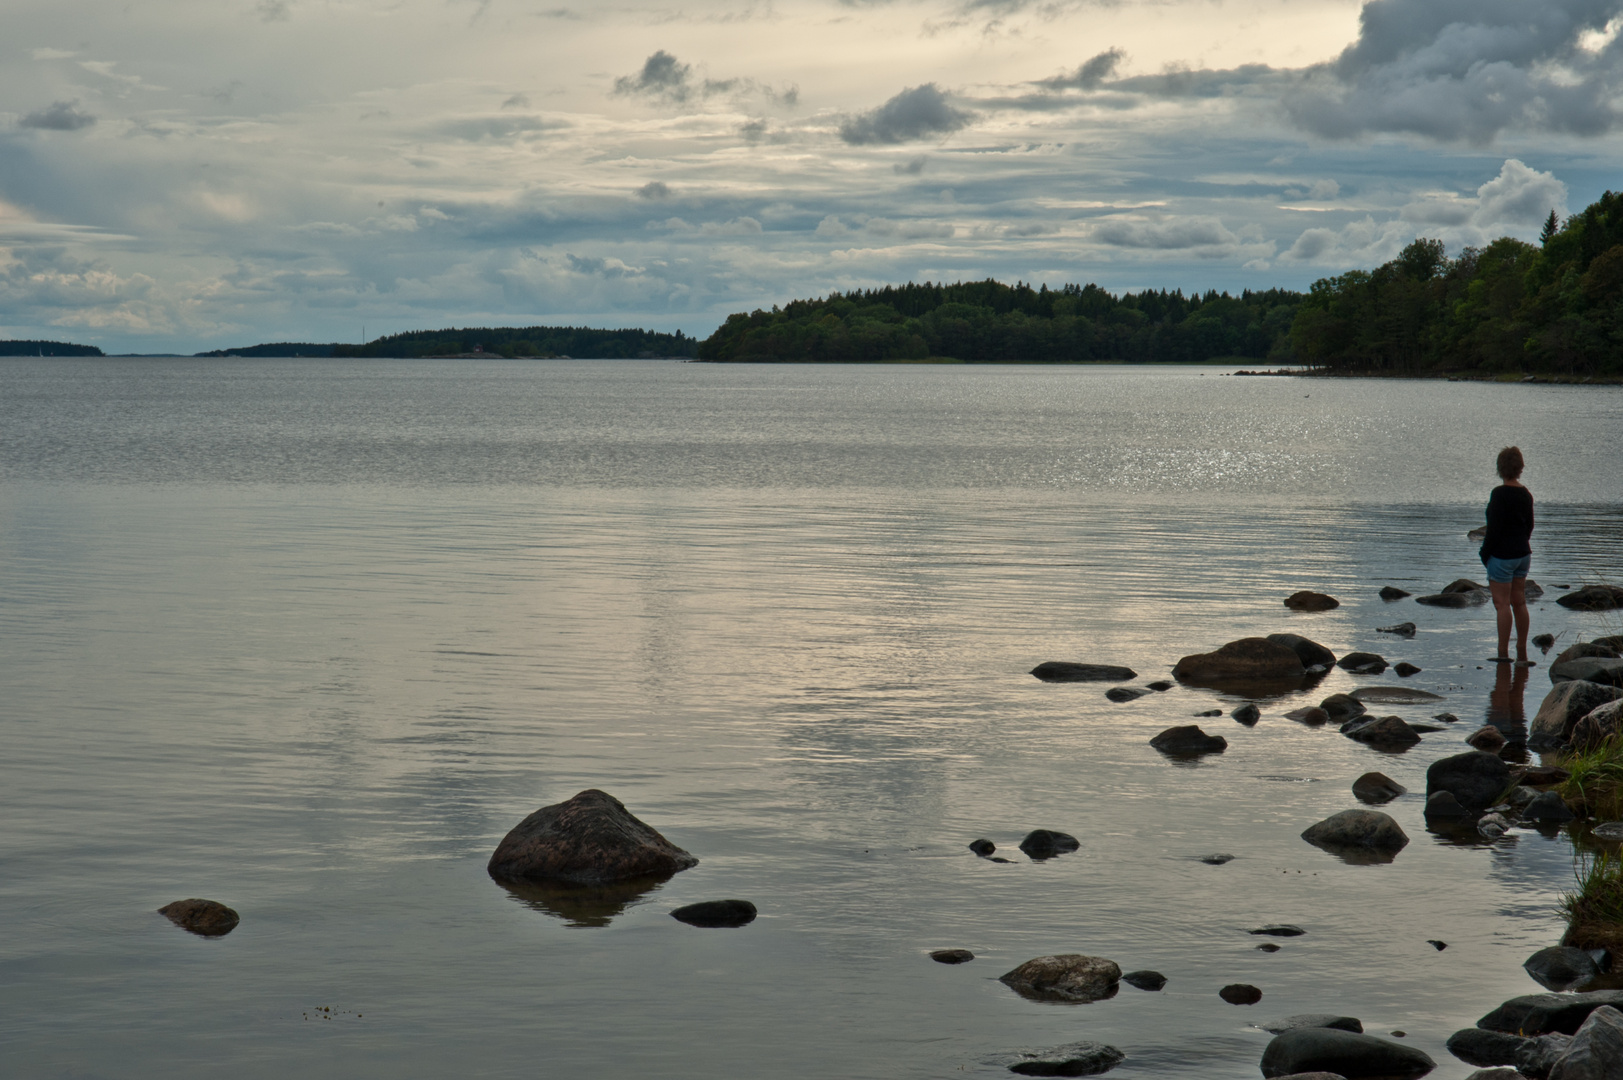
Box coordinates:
[1122,969,1166,991]
[999,954,1121,1003]
[1262,1014,1363,1034]
[1031,661,1138,682]
[1302,810,1408,857]
[1353,772,1406,804]
[1531,681,1623,750]
[1338,652,1389,675]
[1005,1041,1125,1076]
[1446,1027,1571,1076]
[487,788,698,885]
[1105,686,1148,703]
[1174,637,1307,684]
[1149,725,1227,756]
[1549,1004,1623,1079]
[1394,662,1422,677]
[1477,990,1623,1036]
[1524,946,1601,992]
[969,838,996,856]
[930,948,974,964]
[1428,752,1512,815]
[1286,591,1340,611]
[1348,715,1421,748]
[1020,830,1080,859]
[158,898,240,937]
[1268,633,1337,669]
[1522,791,1575,823]
[671,899,756,927]
[1222,983,1263,1004]
[1261,1028,1436,1079]
[1380,586,1412,600]
[1556,585,1623,611]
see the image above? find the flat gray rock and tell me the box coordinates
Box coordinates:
[1302,810,1408,858]
[1351,686,1445,703]
[1262,1014,1364,1035]
[1031,661,1138,682]
[1004,1041,1125,1076]
[1260,1028,1435,1079]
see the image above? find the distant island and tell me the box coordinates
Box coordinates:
[0,340,104,356]
[329,325,699,359]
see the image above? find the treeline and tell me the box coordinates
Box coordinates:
[195,343,338,357]
[1293,190,1623,376]
[696,280,1302,363]
[0,339,104,356]
[331,325,699,359]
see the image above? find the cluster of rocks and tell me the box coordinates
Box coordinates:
[1530,641,1623,751]
[1446,998,1623,1079]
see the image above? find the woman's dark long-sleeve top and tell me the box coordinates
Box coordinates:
[1483,485,1534,559]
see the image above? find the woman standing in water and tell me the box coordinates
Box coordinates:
[1482,446,1534,664]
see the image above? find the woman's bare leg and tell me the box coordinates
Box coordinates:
[1511,577,1530,662]
[1491,579,1512,659]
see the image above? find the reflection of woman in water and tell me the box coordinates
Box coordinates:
[1482,446,1534,665]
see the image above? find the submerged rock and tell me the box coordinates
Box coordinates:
[1338,652,1389,675]
[1555,585,1623,612]
[158,898,240,937]
[1031,661,1138,682]
[999,954,1121,1003]
[1380,586,1413,600]
[1522,791,1576,823]
[930,948,975,964]
[1351,687,1445,704]
[1005,1041,1125,1077]
[1105,686,1148,703]
[1263,1015,1364,1034]
[1149,725,1227,756]
[1286,591,1341,611]
[1267,633,1337,669]
[1202,853,1236,864]
[1261,1028,1435,1079]
[1020,830,1080,859]
[487,788,698,885]
[671,899,756,927]
[1353,772,1406,804]
[1122,969,1167,991]
[1394,662,1422,677]
[1302,810,1408,857]
[1379,622,1418,636]
[1233,703,1262,725]
[1222,983,1263,1005]
[1427,752,1512,815]
[1530,681,1623,750]
[1348,716,1422,748]
[1174,637,1307,684]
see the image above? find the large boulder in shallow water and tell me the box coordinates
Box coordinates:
[1031,661,1137,682]
[1556,585,1623,612]
[1553,642,1622,668]
[1552,658,1623,688]
[1285,591,1340,611]
[1524,946,1602,992]
[1174,638,1306,684]
[1301,810,1408,857]
[1530,681,1623,749]
[1427,751,1511,816]
[1261,1028,1435,1078]
[1337,652,1388,675]
[999,954,1121,1003]
[487,789,698,885]
[1268,633,1337,669]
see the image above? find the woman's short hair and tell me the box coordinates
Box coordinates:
[1497,446,1524,480]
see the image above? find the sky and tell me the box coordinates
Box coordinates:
[2,0,1622,353]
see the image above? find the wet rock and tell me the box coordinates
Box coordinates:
[1417,590,1489,608]
[1534,633,1557,653]
[1572,702,1623,752]
[1504,785,1541,810]
[1106,687,1148,703]
[1525,581,1546,601]
[1005,1041,1125,1077]
[671,899,756,927]
[1525,947,1601,992]
[1592,822,1623,841]
[1435,712,1461,723]
[1352,687,1445,704]
[1408,721,1449,734]
[1020,830,1080,859]
[1429,940,1448,950]
[1321,694,1368,722]
[1030,661,1138,682]
[1286,591,1341,611]
[1548,1003,1623,1079]
[1446,578,1489,594]
[1147,680,1173,691]
[1268,633,1338,668]
[1598,636,1623,652]
[1233,703,1262,725]
[1338,652,1389,675]
[1353,772,1406,804]
[1531,682,1623,750]
[1553,643,1623,667]
[1251,925,1306,937]
[1260,1028,1435,1079]
[999,954,1122,1003]
[1553,658,1623,689]
[1479,813,1514,839]
[1302,810,1409,856]
[1348,716,1422,748]
[1202,853,1236,864]
[1522,766,1571,786]
[1223,984,1264,1004]
[1469,726,1510,752]
[1196,708,1223,717]
[930,948,975,964]
[1379,622,1418,637]
[1555,585,1623,612]
[1150,725,1227,755]
[1263,1015,1365,1034]
[1288,707,1333,725]
[1174,638,1307,684]
[1381,586,1413,600]
[1257,942,1282,952]
[1425,791,1470,819]
[970,839,997,856]
[1395,662,1422,677]
[1522,791,1576,823]
[487,789,698,885]
[1478,991,1623,1036]
[1122,970,1166,991]
[1427,751,1513,815]
[1447,1028,1572,1076]
[158,898,240,937]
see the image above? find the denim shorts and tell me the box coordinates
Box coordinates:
[1486,554,1531,583]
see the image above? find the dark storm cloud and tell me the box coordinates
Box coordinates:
[1035,48,1125,90]
[839,84,972,145]
[19,100,96,131]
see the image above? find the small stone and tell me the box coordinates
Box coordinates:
[1030,661,1138,682]
[1468,726,1509,752]
[1352,772,1406,804]
[158,898,240,937]
[1122,969,1166,991]
[1434,712,1460,723]
[1378,622,1418,636]
[1286,707,1332,724]
[1233,703,1262,725]
[487,788,698,885]
[1533,633,1557,653]
[1320,694,1367,722]
[1106,686,1148,703]
[1221,983,1263,1005]
[1196,708,1223,717]
[930,948,974,964]
[1479,813,1512,839]
[1202,853,1236,865]
[1337,652,1388,675]
[1380,586,1412,600]
[1428,940,1447,950]
[1347,715,1422,748]
[969,839,996,856]
[1250,925,1306,937]
[1147,680,1173,691]
[999,954,1122,1003]
[671,899,756,927]
[1285,591,1340,611]
[1019,830,1080,859]
[1257,943,1282,952]
[1149,724,1227,755]
[1394,662,1422,677]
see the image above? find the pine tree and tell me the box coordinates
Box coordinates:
[1540,209,1560,246]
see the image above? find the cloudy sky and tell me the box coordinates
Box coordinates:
[3,0,1621,352]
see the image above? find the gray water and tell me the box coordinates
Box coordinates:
[2,358,1622,1080]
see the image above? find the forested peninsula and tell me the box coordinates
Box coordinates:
[0,340,104,356]
[699,188,1623,378]
[329,325,698,359]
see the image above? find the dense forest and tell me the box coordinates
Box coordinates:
[696,280,1302,364]
[1291,190,1623,376]
[0,339,104,356]
[195,343,338,357]
[331,325,698,359]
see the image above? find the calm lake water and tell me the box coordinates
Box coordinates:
[3,358,1622,1079]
